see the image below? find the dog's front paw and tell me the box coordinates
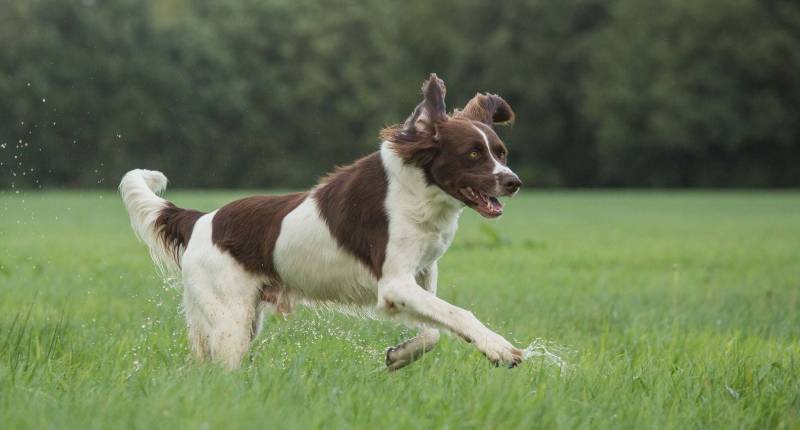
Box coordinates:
[475,331,523,368]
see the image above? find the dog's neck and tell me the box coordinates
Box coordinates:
[380,142,464,232]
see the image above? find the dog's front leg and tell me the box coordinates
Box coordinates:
[379,274,523,367]
[385,265,441,370]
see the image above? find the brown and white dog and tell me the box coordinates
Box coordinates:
[120,74,524,370]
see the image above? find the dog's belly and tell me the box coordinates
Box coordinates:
[273,197,378,306]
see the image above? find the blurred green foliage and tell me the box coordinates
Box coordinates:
[1,0,798,188]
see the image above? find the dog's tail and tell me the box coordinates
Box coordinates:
[119,169,204,279]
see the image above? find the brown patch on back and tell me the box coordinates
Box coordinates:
[314,152,389,279]
[211,193,307,281]
[155,203,205,265]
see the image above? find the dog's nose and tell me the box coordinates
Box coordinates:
[500,173,522,194]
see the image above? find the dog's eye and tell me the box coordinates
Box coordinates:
[468,151,480,160]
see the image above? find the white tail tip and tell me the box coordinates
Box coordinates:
[121,169,168,195]
[141,169,168,194]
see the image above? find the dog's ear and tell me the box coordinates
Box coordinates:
[455,93,515,126]
[402,73,448,136]
[380,74,447,165]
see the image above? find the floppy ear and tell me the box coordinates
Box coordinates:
[380,74,447,166]
[401,73,448,136]
[455,93,515,126]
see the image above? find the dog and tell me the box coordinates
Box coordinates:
[120,74,524,370]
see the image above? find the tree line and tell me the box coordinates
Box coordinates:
[1,0,798,189]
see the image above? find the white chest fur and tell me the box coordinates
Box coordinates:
[380,143,463,279]
[273,144,464,306]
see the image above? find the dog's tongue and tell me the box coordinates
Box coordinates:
[487,197,503,214]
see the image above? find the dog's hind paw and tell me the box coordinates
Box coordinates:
[385,343,422,371]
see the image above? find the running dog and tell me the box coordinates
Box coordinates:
[120,74,524,370]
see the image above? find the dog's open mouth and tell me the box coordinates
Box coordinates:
[460,187,503,218]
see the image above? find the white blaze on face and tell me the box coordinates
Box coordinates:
[472,124,513,175]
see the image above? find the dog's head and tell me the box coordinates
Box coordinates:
[382,74,521,218]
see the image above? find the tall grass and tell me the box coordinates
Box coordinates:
[1,191,798,428]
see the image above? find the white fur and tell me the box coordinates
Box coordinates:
[118,169,178,281]
[180,211,265,369]
[377,143,521,365]
[273,196,377,307]
[379,143,462,279]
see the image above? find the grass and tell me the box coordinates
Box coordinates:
[1,190,798,429]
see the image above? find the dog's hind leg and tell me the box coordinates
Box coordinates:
[385,264,441,370]
[183,283,211,362]
[183,264,260,369]
[180,213,262,370]
[208,295,258,369]
[253,283,292,337]
[185,268,261,370]
[386,328,440,371]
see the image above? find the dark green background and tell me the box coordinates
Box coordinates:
[2,0,798,189]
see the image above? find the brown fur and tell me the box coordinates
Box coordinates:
[379,78,515,208]
[314,152,389,279]
[380,123,437,165]
[454,93,515,126]
[382,117,511,210]
[211,193,308,282]
[154,203,205,265]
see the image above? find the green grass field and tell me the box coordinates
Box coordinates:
[1,191,798,429]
